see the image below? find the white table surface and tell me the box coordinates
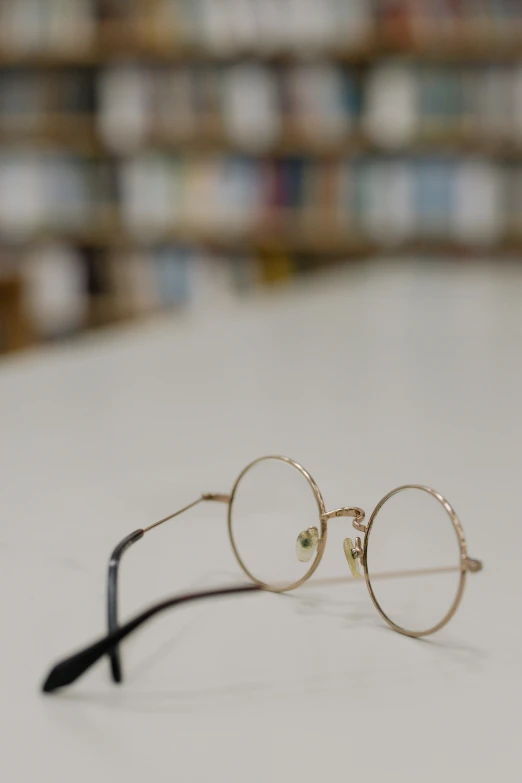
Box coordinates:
[1,261,520,782]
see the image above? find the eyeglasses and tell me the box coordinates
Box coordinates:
[42,455,482,693]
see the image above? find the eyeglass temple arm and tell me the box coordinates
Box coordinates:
[307,560,483,591]
[42,583,259,694]
[107,493,230,684]
[44,559,483,694]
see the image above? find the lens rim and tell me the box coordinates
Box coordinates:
[228,455,327,591]
[363,484,468,637]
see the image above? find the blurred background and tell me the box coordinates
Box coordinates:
[1,0,522,356]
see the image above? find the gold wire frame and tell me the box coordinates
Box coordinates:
[226,458,480,636]
[139,454,481,637]
[362,485,468,638]
[227,455,328,591]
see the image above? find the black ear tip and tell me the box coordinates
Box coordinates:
[41,658,78,693]
[109,651,123,683]
[41,666,62,694]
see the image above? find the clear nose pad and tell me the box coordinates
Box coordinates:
[296,527,319,562]
[343,537,361,578]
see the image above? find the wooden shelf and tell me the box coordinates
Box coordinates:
[377,32,522,62]
[0,275,30,354]
[2,119,522,160]
[0,115,98,152]
[1,31,522,67]
[0,35,377,68]
[2,221,367,253]
[5,219,522,258]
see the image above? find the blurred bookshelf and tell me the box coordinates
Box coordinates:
[1,0,522,354]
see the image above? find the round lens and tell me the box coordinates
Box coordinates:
[364,486,465,635]
[228,457,324,589]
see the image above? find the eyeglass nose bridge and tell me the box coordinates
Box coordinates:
[320,506,367,533]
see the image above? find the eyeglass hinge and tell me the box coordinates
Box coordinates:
[464,557,483,573]
[202,493,231,504]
